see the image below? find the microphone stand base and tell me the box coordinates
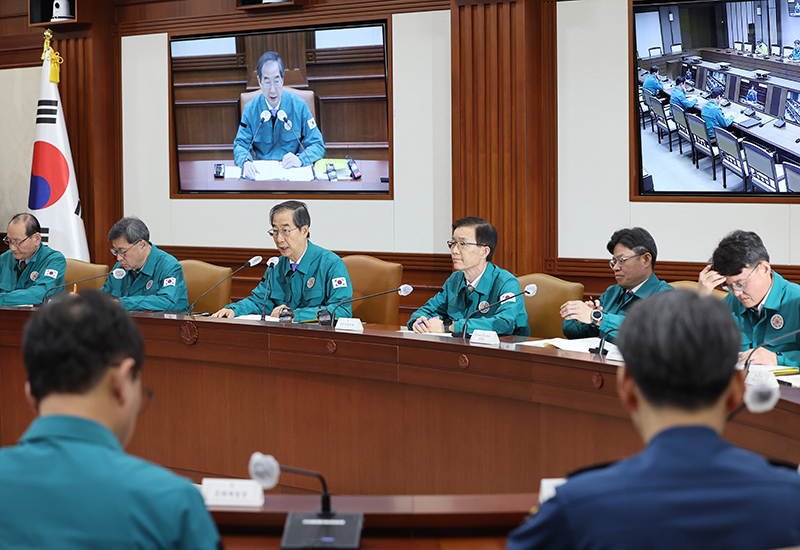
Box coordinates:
[280,511,364,549]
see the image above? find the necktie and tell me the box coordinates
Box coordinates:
[16,261,24,277]
[291,263,298,272]
[270,109,278,119]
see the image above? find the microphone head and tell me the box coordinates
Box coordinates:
[277,110,288,122]
[267,257,280,267]
[523,284,538,297]
[248,255,263,267]
[249,452,280,489]
[112,268,126,280]
[743,383,781,414]
[398,284,414,297]
[260,110,271,123]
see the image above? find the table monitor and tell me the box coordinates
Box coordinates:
[705,69,727,92]
[785,90,800,125]
[738,78,768,111]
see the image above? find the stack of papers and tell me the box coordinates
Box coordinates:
[521,337,624,362]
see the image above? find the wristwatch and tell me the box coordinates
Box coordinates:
[443,319,453,333]
[590,309,604,327]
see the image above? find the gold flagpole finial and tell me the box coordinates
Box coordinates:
[42,29,53,60]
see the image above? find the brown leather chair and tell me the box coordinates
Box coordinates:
[669,280,727,300]
[342,255,403,325]
[65,259,109,292]
[517,273,585,339]
[180,260,233,314]
[240,88,316,120]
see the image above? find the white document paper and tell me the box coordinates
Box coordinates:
[228,160,314,181]
[522,337,624,361]
[237,314,280,322]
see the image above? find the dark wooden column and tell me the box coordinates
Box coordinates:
[451,0,558,276]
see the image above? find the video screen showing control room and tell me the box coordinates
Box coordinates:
[635,0,800,195]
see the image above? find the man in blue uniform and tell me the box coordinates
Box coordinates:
[507,290,800,550]
[234,51,325,178]
[407,217,529,336]
[0,213,65,306]
[560,227,671,342]
[791,39,800,60]
[698,230,800,366]
[0,291,221,549]
[700,86,734,141]
[100,216,189,312]
[213,200,352,322]
[642,65,664,97]
[669,76,698,112]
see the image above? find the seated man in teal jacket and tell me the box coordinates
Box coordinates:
[560,227,672,342]
[642,66,665,98]
[669,76,698,112]
[0,213,65,306]
[701,86,734,141]
[213,200,352,322]
[407,217,529,337]
[234,51,325,178]
[100,217,189,312]
[698,230,800,366]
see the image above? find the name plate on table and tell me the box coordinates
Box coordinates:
[201,478,265,507]
[470,329,500,346]
[335,317,364,333]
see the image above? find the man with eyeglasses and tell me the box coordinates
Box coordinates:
[698,230,800,366]
[99,216,189,312]
[406,217,529,336]
[0,213,65,306]
[212,200,351,321]
[560,227,672,342]
[0,291,221,549]
[234,51,325,179]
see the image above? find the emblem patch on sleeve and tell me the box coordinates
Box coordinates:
[44,269,59,279]
[332,277,347,289]
[500,292,516,303]
[163,277,176,287]
[308,118,317,130]
[30,271,39,281]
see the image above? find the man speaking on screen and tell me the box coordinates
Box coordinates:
[234,51,325,179]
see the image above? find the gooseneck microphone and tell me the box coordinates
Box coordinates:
[461,284,537,338]
[589,328,619,356]
[318,284,414,326]
[187,256,262,316]
[41,268,126,304]
[243,110,271,176]
[259,257,280,322]
[276,110,313,169]
[249,452,364,548]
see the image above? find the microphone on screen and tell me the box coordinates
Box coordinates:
[187,256,262,316]
[259,257,281,322]
[276,110,314,171]
[317,284,414,326]
[41,268,126,304]
[460,284,537,338]
[243,111,271,177]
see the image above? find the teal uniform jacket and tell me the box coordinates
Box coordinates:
[228,241,352,322]
[234,91,325,168]
[793,47,800,60]
[701,100,733,140]
[669,87,697,110]
[562,273,672,342]
[100,243,189,312]
[723,271,800,366]
[406,262,530,336]
[0,245,65,306]
[0,415,221,549]
[642,74,664,96]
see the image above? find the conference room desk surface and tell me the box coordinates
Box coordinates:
[212,493,534,549]
[178,159,389,193]
[699,48,800,81]
[3,308,800,496]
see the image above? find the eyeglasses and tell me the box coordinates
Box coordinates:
[139,381,154,416]
[268,227,299,238]
[3,235,32,247]
[609,252,645,268]
[722,264,759,293]
[110,240,142,258]
[446,240,485,250]
[260,77,283,90]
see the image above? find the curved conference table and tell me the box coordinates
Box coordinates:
[2,307,800,498]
